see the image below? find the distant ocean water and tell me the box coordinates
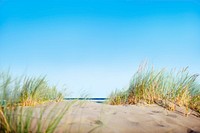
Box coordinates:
[64,98,109,103]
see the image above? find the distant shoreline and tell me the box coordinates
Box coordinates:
[64,98,109,103]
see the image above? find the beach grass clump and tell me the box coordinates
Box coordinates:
[109,63,200,113]
[0,71,63,106]
[189,93,200,113]
[1,101,74,133]
[18,77,63,106]
[0,71,68,132]
[109,89,128,105]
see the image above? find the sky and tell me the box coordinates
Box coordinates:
[0,0,200,97]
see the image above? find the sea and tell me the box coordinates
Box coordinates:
[64,98,109,103]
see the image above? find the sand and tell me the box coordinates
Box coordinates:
[27,101,200,133]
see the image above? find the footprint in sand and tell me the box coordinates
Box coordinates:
[152,110,162,113]
[156,123,165,127]
[94,120,103,126]
[148,110,162,115]
[155,121,170,128]
[105,110,117,115]
[165,118,176,125]
[127,118,140,126]
[167,114,177,118]
[112,112,117,115]
[131,121,140,126]
[148,112,154,115]
[187,128,199,133]
[88,120,104,133]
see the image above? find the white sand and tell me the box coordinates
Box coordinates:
[28,101,200,133]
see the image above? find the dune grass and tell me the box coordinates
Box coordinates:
[0,71,63,106]
[0,71,69,132]
[109,63,200,114]
[1,63,200,131]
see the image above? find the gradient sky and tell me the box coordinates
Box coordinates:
[0,0,200,97]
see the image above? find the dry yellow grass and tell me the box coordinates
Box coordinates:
[109,63,200,115]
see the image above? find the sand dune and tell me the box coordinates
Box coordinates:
[28,101,200,133]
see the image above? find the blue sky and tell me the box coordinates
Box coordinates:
[0,0,200,97]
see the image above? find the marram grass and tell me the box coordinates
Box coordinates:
[1,101,75,133]
[0,71,63,107]
[109,64,200,114]
[0,71,68,132]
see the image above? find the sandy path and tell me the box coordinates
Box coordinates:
[27,101,200,133]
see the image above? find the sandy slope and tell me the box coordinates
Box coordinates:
[28,101,200,133]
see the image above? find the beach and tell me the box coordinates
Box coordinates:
[26,101,200,133]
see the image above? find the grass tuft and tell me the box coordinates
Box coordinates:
[109,63,200,114]
[0,71,68,132]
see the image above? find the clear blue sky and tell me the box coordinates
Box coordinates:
[0,0,200,97]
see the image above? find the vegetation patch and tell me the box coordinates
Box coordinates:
[109,63,200,114]
[0,71,67,132]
